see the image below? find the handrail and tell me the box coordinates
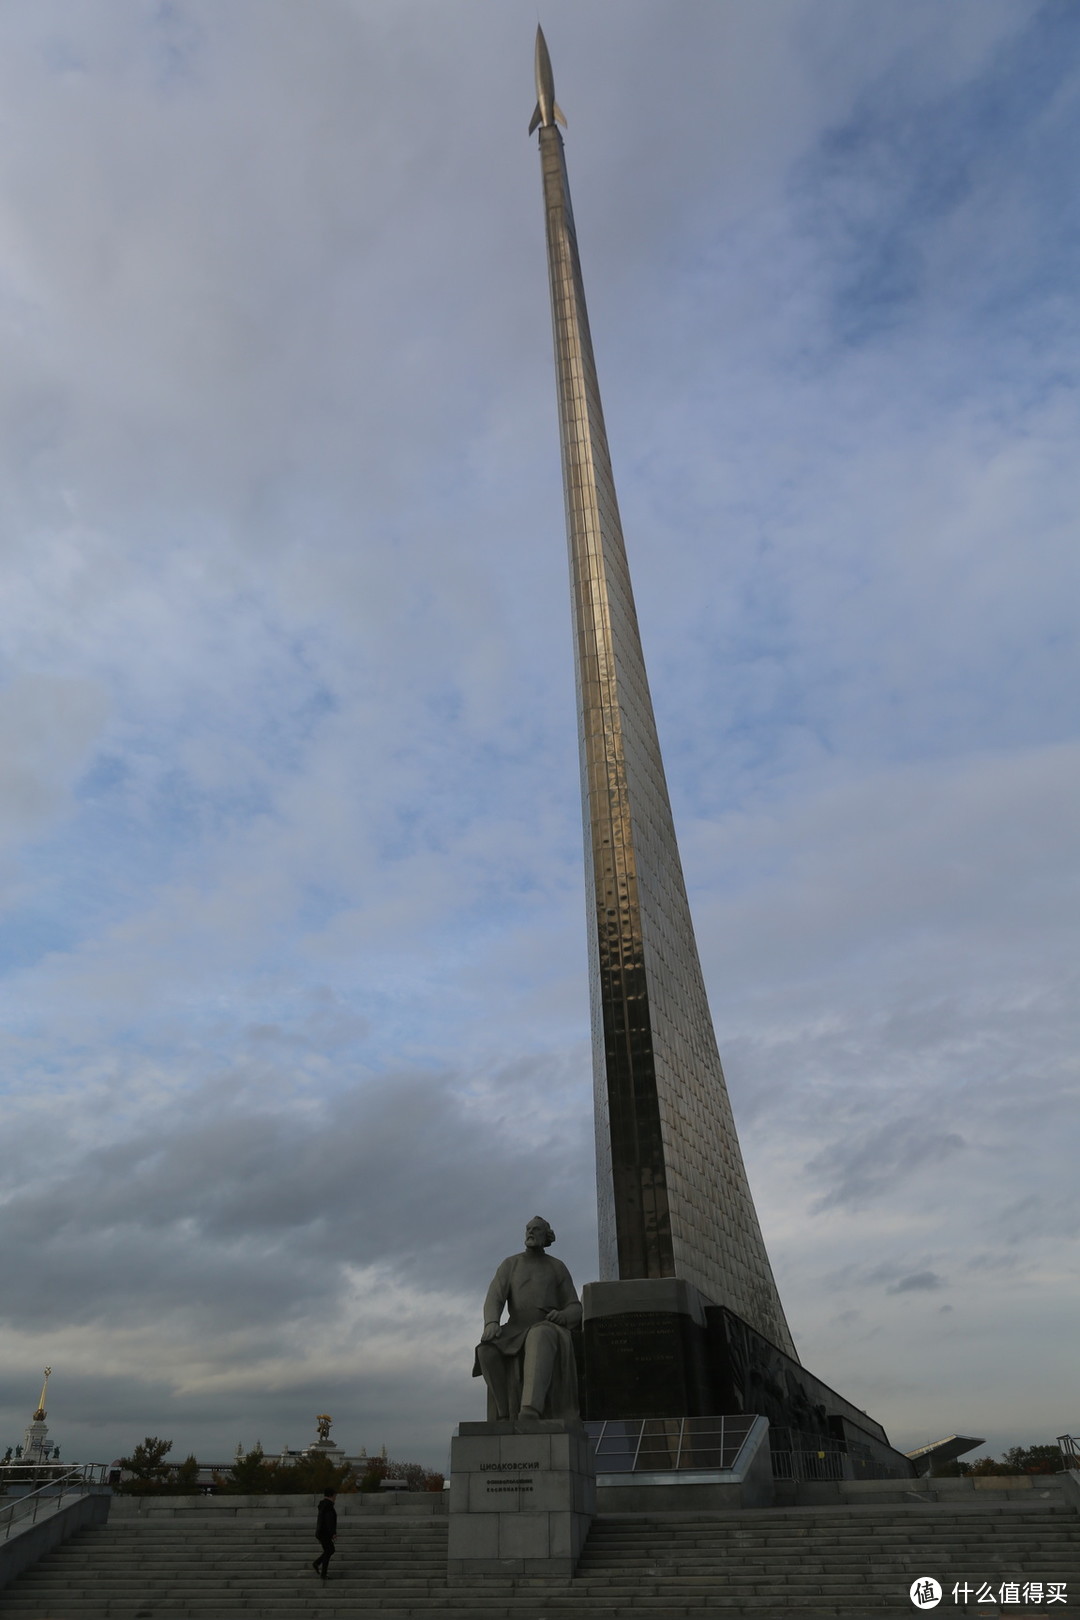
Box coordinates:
[1058,1435,1080,1469]
[0,1463,109,1543]
[0,1462,109,1487]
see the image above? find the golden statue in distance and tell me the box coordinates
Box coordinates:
[33,1367,52,1422]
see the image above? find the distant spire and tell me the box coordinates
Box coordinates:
[33,1366,51,1422]
[529,26,566,135]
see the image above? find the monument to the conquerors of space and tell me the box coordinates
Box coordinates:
[530,30,911,1477]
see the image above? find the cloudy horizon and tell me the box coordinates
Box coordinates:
[1,0,1077,1472]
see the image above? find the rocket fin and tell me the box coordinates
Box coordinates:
[528,102,542,135]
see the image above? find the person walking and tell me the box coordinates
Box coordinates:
[312,1488,337,1579]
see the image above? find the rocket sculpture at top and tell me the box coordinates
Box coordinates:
[529,26,566,134]
[531,27,796,1357]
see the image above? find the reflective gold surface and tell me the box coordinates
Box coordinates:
[538,123,796,1358]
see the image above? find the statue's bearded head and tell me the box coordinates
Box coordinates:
[524,1216,556,1249]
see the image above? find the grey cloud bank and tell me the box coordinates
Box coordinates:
[0,0,1077,1466]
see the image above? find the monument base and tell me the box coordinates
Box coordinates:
[448,1419,595,1581]
[581,1279,915,1480]
[581,1279,712,1416]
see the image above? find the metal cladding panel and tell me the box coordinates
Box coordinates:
[537,124,796,1360]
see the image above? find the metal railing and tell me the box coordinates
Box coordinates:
[769,1427,848,1483]
[770,1446,845,1482]
[586,1415,759,1474]
[1057,1435,1080,1470]
[0,1464,110,1542]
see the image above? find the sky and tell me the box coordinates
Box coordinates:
[0,1,1077,1473]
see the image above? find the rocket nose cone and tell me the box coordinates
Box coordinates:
[535,26,554,97]
[531,23,563,131]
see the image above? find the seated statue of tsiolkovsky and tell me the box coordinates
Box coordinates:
[472,1216,583,1422]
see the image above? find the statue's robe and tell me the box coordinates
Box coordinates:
[472,1250,582,1420]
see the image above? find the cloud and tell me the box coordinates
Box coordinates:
[0,1049,596,1457]
[887,1271,945,1295]
[0,1058,596,1328]
[806,1123,967,1215]
[0,674,107,847]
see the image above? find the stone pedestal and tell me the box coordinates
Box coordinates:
[448,1419,595,1580]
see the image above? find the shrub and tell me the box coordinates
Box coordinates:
[219,1446,356,1495]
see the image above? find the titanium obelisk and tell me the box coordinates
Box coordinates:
[532,27,795,1359]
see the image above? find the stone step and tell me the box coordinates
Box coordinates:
[38,1544,1078,1564]
[18,1574,1075,1587]
[1,1610,1064,1619]
[592,1510,1072,1526]
[25,1574,1071,1588]
[59,1531,1076,1546]
[87,1525,451,1538]
[1,1605,1070,1618]
[590,1537,1074,1553]
[583,1540,1080,1555]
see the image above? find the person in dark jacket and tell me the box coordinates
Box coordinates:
[312,1489,337,1578]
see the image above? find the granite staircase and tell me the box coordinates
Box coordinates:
[3,1491,1078,1618]
[577,1499,1079,1613]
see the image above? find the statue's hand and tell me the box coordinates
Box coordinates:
[481,1322,501,1343]
[545,1309,568,1327]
